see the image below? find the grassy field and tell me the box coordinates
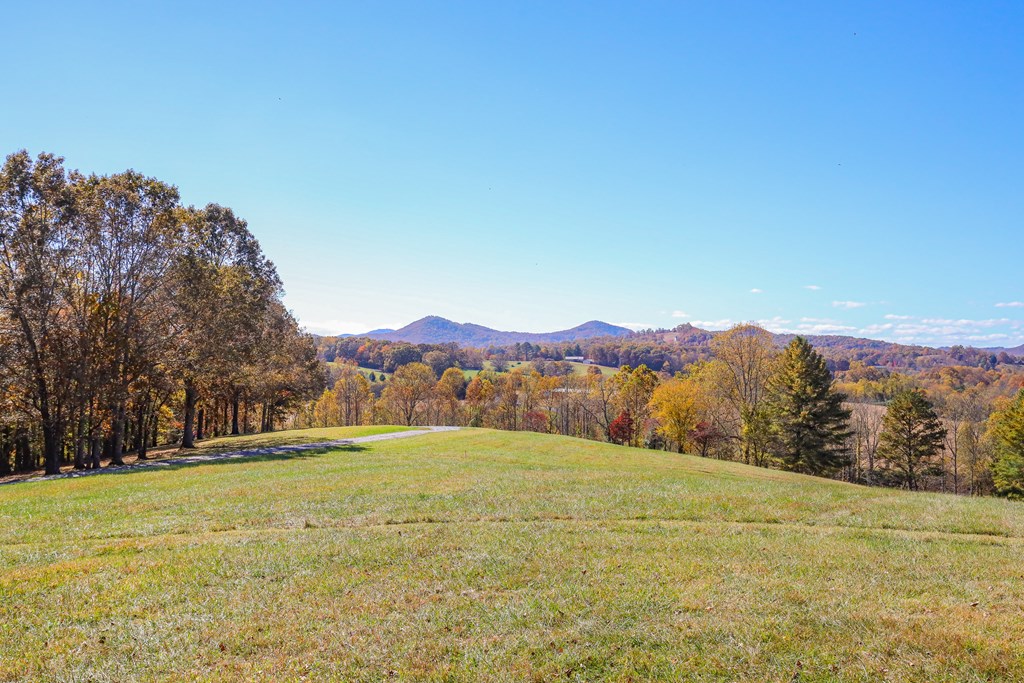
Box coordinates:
[326,359,618,381]
[193,424,415,452]
[463,360,617,379]
[1,429,1022,682]
[324,361,392,381]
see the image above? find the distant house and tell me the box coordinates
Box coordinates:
[565,356,586,362]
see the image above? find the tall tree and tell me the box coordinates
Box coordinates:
[380,362,435,426]
[877,389,946,490]
[766,337,852,476]
[990,389,1024,499]
[0,151,76,474]
[333,364,375,426]
[611,364,659,447]
[711,324,777,465]
[649,376,702,453]
[171,204,280,446]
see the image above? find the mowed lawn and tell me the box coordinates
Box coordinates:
[1,429,1022,682]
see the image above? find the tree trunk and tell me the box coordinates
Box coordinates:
[150,408,159,448]
[182,382,198,448]
[74,408,87,470]
[231,393,240,436]
[196,407,205,441]
[90,435,102,470]
[42,420,61,475]
[15,429,32,473]
[0,427,11,476]
[137,402,149,460]
[109,403,126,467]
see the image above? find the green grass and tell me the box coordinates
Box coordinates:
[1,429,1022,681]
[193,424,415,453]
[463,360,617,379]
[324,361,392,381]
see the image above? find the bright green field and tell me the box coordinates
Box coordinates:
[1,429,1022,682]
[463,360,617,379]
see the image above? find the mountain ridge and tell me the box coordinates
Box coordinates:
[348,316,632,345]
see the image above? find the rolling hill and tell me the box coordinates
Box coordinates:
[363,315,632,345]
[1,427,1022,681]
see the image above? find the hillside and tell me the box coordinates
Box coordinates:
[366,315,632,345]
[1,428,1021,682]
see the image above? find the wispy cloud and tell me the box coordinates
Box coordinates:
[756,316,792,328]
[613,322,654,331]
[761,316,856,335]
[300,319,401,335]
[671,310,689,318]
[854,316,1022,345]
[750,288,763,294]
[833,300,866,309]
[996,301,1024,308]
[804,285,822,291]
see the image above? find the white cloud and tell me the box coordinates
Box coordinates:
[921,317,1009,327]
[671,310,689,318]
[299,319,401,335]
[750,288,763,294]
[884,314,911,320]
[804,285,822,291]
[690,319,734,330]
[996,301,1024,308]
[756,316,793,331]
[832,301,866,309]
[793,323,857,334]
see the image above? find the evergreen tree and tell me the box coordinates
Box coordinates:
[877,388,946,490]
[767,337,852,475]
[990,389,1024,499]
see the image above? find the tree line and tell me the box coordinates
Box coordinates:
[303,325,1024,498]
[0,151,322,475]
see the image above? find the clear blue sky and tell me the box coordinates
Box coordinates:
[3,1,1022,346]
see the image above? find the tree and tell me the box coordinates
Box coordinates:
[333,364,374,426]
[0,151,77,474]
[877,389,946,490]
[849,402,884,485]
[611,364,659,447]
[170,204,281,446]
[689,420,726,458]
[433,367,466,426]
[380,362,435,425]
[608,411,633,446]
[650,376,702,453]
[990,389,1024,499]
[711,324,777,464]
[766,337,851,476]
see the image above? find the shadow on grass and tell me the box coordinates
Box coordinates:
[153,443,370,473]
[12,443,371,485]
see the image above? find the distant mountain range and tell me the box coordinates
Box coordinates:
[330,317,1024,363]
[984,344,1024,357]
[348,316,632,346]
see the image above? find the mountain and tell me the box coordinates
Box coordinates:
[364,316,632,345]
[984,343,1024,357]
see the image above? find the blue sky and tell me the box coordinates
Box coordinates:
[2,1,1022,346]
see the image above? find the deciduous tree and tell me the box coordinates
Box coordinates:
[990,389,1024,499]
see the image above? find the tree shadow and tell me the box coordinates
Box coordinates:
[26,443,370,484]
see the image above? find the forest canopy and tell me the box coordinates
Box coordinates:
[0,150,322,475]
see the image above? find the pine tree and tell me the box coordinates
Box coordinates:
[990,389,1024,499]
[877,389,946,490]
[767,337,852,475]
